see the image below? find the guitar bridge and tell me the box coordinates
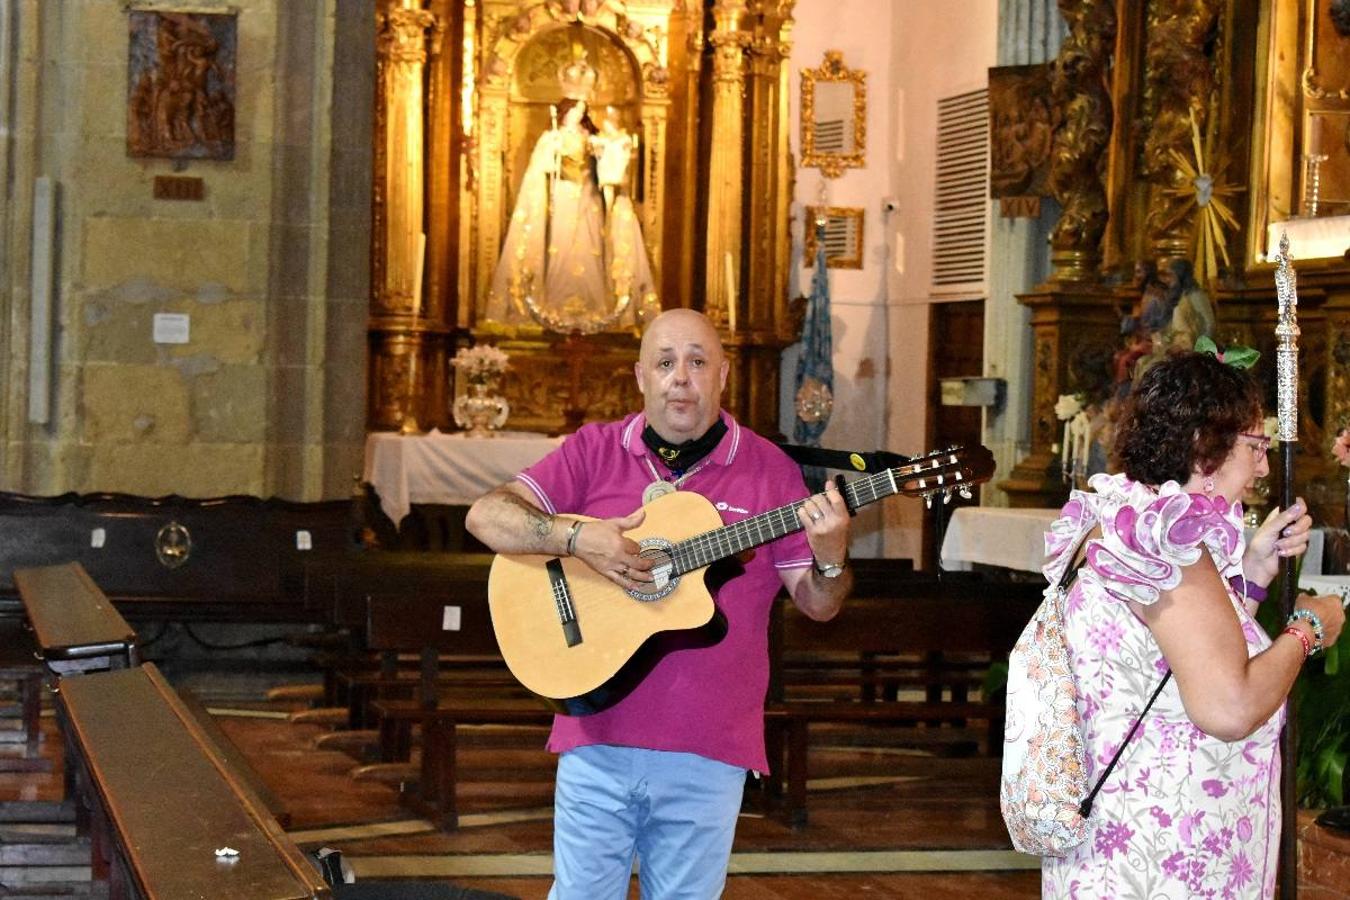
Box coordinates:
[546,558,582,648]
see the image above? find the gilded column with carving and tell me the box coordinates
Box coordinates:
[745,1,795,337]
[1140,0,1221,262]
[1046,0,1116,281]
[704,0,750,332]
[1001,0,1116,505]
[722,1,797,431]
[369,0,445,432]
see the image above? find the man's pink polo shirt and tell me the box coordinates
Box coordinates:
[514,410,813,772]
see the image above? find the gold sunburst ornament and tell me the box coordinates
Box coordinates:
[1162,109,1241,285]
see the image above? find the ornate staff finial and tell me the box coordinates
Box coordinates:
[1274,231,1300,443]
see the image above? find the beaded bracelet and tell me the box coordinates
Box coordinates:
[1228,575,1268,603]
[564,519,585,556]
[1288,608,1325,655]
[1282,625,1312,660]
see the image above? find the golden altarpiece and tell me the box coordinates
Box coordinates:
[1001,0,1350,527]
[366,0,799,438]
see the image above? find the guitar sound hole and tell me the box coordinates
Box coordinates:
[629,542,677,602]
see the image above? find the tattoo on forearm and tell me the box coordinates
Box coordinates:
[531,508,555,539]
[503,492,554,545]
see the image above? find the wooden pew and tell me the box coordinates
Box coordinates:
[765,574,1041,827]
[15,562,140,675]
[300,553,496,729]
[359,591,548,829]
[0,618,46,772]
[0,491,358,623]
[58,662,329,899]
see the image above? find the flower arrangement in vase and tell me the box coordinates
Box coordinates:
[1334,427,1350,528]
[451,344,511,437]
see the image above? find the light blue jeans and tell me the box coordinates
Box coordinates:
[548,744,747,900]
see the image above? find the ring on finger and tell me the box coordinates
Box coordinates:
[620,563,629,577]
[810,510,823,522]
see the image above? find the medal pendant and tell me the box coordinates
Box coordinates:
[643,480,676,504]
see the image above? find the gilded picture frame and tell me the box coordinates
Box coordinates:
[800,50,866,179]
[803,206,864,269]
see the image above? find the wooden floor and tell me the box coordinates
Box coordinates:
[7,673,1350,899]
[1,673,1042,899]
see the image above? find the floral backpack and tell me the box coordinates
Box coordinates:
[999,547,1170,857]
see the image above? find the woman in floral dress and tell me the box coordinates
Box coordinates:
[1041,352,1344,898]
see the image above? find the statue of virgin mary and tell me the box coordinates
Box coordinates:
[483,56,659,333]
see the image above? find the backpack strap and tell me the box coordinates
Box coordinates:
[1078,670,1171,818]
[1055,537,1172,819]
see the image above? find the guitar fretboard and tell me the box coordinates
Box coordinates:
[667,468,901,576]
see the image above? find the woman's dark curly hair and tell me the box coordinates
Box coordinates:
[1112,351,1262,485]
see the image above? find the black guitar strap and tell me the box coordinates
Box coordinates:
[772,442,913,474]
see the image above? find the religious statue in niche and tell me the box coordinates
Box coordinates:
[1122,258,1216,384]
[126,11,236,160]
[483,52,659,334]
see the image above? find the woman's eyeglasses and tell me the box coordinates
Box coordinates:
[1237,432,1272,456]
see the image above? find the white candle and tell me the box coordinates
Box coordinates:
[1079,416,1091,475]
[412,232,427,317]
[1062,420,1072,467]
[724,252,737,332]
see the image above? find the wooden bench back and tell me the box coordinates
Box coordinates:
[58,662,329,899]
[0,491,358,622]
[769,571,1042,703]
[305,552,494,629]
[780,590,1040,655]
[365,592,500,656]
[14,562,138,667]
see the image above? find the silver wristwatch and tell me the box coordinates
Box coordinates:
[814,559,845,578]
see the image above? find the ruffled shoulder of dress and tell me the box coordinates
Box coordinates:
[1042,472,1245,604]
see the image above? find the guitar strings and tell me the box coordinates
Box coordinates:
[663,454,967,576]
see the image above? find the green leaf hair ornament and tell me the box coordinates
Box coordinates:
[1195,335,1260,370]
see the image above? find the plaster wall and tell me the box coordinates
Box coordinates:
[783,0,899,558]
[784,0,998,563]
[883,0,998,564]
[0,0,370,500]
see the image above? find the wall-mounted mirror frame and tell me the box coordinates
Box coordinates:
[801,50,867,179]
[803,206,864,269]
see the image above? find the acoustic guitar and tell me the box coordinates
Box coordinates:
[488,445,996,715]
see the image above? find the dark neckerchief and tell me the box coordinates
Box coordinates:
[641,419,728,475]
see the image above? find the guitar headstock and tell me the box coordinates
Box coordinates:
[890,445,996,507]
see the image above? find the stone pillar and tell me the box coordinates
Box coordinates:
[367,0,446,433]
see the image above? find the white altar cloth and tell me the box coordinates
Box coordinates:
[363,430,562,525]
[940,506,1325,577]
[1298,575,1350,604]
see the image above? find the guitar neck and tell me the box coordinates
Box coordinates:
[667,470,900,576]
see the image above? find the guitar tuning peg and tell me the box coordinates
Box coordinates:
[959,486,973,500]
[943,489,953,504]
[924,493,934,509]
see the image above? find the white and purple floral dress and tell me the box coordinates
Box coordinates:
[1041,473,1284,899]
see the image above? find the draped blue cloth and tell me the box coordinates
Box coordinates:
[793,219,834,488]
